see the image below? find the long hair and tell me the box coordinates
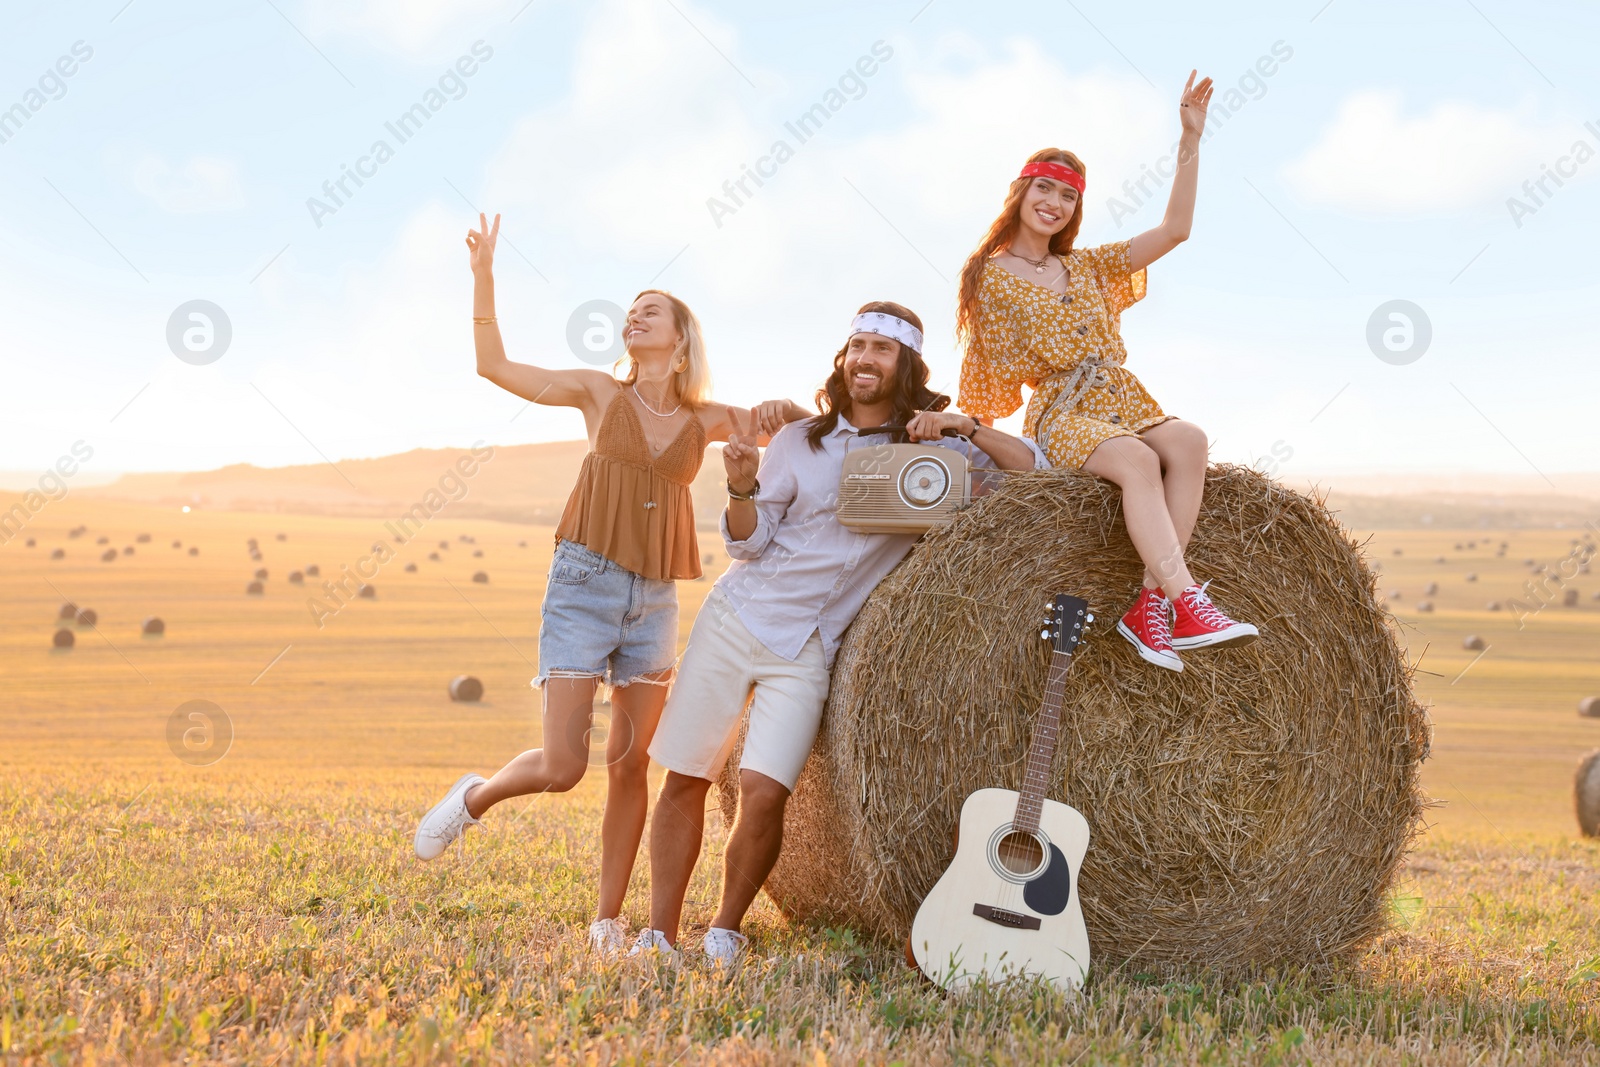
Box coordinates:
[804,301,950,450]
[617,289,712,407]
[954,148,1087,355]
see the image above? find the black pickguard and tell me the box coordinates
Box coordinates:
[1022,843,1073,916]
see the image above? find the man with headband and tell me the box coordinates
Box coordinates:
[633,300,1046,966]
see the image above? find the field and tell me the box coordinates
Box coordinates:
[2,496,1598,1064]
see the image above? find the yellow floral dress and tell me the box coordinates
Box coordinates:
[958,238,1173,469]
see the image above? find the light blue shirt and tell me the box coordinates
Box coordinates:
[716,414,1048,667]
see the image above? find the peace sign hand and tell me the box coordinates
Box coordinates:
[722,407,760,495]
[1178,69,1213,136]
[466,212,500,275]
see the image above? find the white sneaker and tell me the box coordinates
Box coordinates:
[588,917,628,956]
[626,928,680,961]
[702,927,749,968]
[413,773,486,860]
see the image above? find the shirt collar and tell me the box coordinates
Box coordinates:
[830,412,860,439]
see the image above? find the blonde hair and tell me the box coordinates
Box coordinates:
[618,289,712,408]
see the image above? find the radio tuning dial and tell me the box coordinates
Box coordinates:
[899,459,949,507]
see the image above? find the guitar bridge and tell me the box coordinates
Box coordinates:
[972,903,1042,930]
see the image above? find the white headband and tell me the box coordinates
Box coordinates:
[849,311,923,355]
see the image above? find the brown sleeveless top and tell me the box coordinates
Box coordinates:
[555,387,707,581]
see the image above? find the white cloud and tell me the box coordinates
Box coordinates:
[305,0,523,61]
[129,153,246,213]
[1281,91,1579,216]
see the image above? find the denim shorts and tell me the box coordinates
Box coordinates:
[535,538,679,689]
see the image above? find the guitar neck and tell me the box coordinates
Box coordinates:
[1012,649,1074,834]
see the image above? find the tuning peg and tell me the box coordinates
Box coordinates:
[1039,628,1051,639]
[1085,613,1094,624]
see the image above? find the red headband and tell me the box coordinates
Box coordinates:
[1019,161,1085,193]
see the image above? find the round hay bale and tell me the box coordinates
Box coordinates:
[141,616,164,636]
[96,536,109,545]
[1392,548,1403,556]
[188,546,199,556]
[1434,555,1446,563]
[246,581,264,595]
[275,532,287,541]
[100,549,116,562]
[357,583,375,598]
[1579,697,1600,719]
[1465,573,1477,582]
[473,549,484,557]
[1487,601,1503,611]
[1463,635,1486,651]
[1416,600,1434,613]
[53,628,74,649]
[471,571,489,583]
[68,526,84,538]
[1386,589,1403,601]
[404,562,418,573]
[75,609,97,627]
[1563,589,1579,607]
[254,567,268,580]
[518,540,528,548]
[122,545,134,556]
[306,564,320,577]
[428,552,441,562]
[172,540,181,548]
[50,548,64,559]
[287,570,304,584]
[24,537,34,547]
[722,467,1428,975]
[439,541,450,550]
[449,675,483,702]
[136,532,151,543]
[1424,582,1438,596]
[1578,751,1600,838]
[57,602,77,620]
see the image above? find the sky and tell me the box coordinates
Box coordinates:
[2,0,1598,485]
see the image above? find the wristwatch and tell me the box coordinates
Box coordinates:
[727,479,760,501]
[967,417,981,437]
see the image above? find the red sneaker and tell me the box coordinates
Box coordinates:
[1171,582,1259,650]
[1116,586,1183,672]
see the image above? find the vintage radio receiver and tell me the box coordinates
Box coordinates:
[836,426,974,535]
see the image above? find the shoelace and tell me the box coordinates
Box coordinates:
[1182,583,1231,628]
[1143,591,1173,647]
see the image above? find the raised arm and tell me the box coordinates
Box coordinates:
[468,213,612,417]
[1128,71,1213,274]
[904,411,1043,471]
[703,398,813,446]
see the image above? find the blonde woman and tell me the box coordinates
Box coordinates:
[414,213,807,954]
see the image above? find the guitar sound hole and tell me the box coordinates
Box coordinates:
[996,831,1044,876]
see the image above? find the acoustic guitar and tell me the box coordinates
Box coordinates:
[909,593,1094,991]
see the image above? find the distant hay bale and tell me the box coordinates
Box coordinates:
[1392,548,1402,556]
[172,540,181,548]
[357,584,375,598]
[96,536,108,545]
[1386,589,1403,600]
[1579,697,1600,719]
[136,532,151,543]
[439,541,450,550]
[246,581,264,595]
[68,526,85,539]
[1578,751,1600,838]
[50,548,64,560]
[404,562,418,572]
[141,617,164,636]
[100,549,116,562]
[472,571,489,583]
[428,552,441,562]
[276,532,287,541]
[306,564,320,577]
[122,546,134,556]
[1416,600,1434,613]
[449,675,484,702]
[1487,601,1503,611]
[518,540,528,548]
[721,466,1428,975]
[250,551,262,562]
[473,549,484,557]
[53,629,74,649]
[254,568,269,580]
[1563,589,1579,607]
[57,602,77,620]
[288,570,304,584]
[25,537,34,548]
[1423,582,1438,596]
[75,609,97,627]
[704,553,715,565]
[1465,573,1477,582]
[188,547,199,556]
[1463,635,1486,651]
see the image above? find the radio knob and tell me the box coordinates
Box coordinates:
[1085,613,1095,624]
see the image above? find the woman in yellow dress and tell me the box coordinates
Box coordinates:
[955,71,1258,673]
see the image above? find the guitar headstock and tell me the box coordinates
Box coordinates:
[1040,593,1091,656]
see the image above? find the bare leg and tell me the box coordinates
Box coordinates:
[593,672,670,921]
[1083,436,1194,599]
[710,769,789,933]
[1135,419,1210,590]
[465,676,597,818]
[648,770,714,944]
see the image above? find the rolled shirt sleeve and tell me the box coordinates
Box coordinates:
[721,424,801,560]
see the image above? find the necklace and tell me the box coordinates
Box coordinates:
[632,381,682,419]
[1010,249,1052,274]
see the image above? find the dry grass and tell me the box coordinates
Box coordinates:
[1,496,1598,1063]
[745,467,1428,974]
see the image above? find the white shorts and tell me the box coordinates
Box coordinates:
[648,586,831,792]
